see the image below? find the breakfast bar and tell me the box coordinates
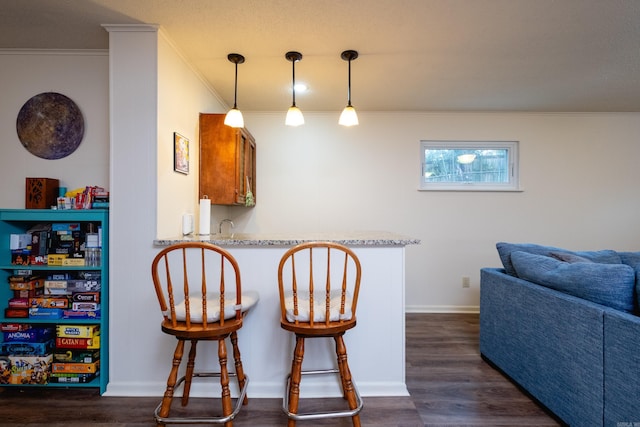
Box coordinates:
[153,231,419,398]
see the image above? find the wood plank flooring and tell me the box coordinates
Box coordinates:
[0,314,562,426]
[406,313,563,426]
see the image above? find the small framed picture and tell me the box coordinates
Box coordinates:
[174,132,189,174]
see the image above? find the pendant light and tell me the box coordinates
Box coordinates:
[285,51,304,127]
[224,53,245,128]
[339,50,359,127]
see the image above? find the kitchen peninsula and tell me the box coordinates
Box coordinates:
[153,231,419,398]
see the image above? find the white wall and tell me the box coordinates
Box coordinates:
[238,111,640,311]
[0,50,109,201]
[156,32,229,237]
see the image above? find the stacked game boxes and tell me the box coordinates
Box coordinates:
[4,272,101,320]
[6,275,44,319]
[28,276,68,319]
[0,323,54,384]
[9,224,51,266]
[47,222,84,267]
[44,271,101,319]
[56,186,109,210]
[51,324,100,384]
[9,222,103,268]
[90,187,109,209]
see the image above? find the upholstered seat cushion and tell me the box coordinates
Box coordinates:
[284,290,352,322]
[173,290,259,322]
[510,251,635,312]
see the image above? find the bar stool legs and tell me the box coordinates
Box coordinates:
[286,336,305,427]
[158,339,185,419]
[282,334,363,427]
[230,331,249,405]
[153,335,250,426]
[181,340,198,407]
[335,335,360,418]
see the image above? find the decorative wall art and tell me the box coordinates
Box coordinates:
[16,92,85,160]
[174,132,189,174]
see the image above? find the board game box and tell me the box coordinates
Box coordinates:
[7,354,52,385]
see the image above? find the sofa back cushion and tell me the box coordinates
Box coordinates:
[511,251,636,312]
[618,251,640,313]
[496,242,622,276]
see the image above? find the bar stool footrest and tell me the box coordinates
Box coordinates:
[154,371,249,425]
[282,368,363,421]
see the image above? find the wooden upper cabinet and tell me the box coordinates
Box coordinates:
[199,113,256,206]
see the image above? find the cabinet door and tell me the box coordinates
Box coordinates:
[199,114,237,205]
[236,131,246,205]
[245,136,256,205]
[235,130,257,205]
[199,113,256,206]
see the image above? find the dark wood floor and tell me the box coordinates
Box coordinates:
[0,314,561,426]
[406,313,562,427]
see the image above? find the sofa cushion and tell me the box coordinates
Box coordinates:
[549,251,594,263]
[618,251,640,312]
[511,251,636,312]
[496,242,622,276]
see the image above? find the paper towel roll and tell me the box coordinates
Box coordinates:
[199,197,211,235]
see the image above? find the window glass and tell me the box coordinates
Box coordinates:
[420,141,520,191]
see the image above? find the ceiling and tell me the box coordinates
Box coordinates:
[1,0,639,113]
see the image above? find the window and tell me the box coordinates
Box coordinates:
[419,140,520,191]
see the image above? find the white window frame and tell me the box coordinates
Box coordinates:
[419,140,521,192]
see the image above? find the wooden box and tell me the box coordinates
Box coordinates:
[26,178,59,209]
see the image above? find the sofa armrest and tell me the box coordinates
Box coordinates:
[604,309,640,425]
[480,268,604,427]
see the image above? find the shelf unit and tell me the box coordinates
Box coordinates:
[0,209,108,394]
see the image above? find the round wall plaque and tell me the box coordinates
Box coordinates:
[16,92,85,160]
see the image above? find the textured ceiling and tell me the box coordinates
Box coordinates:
[1,0,639,112]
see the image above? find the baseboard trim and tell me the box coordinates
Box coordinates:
[405,305,479,313]
[104,380,409,399]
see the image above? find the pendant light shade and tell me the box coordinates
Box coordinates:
[285,51,304,126]
[339,50,359,127]
[285,105,304,126]
[224,53,245,128]
[224,107,243,128]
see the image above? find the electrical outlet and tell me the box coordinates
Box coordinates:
[462,276,471,288]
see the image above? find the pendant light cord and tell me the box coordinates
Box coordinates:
[291,59,297,107]
[233,61,239,109]
[347,58,352,107]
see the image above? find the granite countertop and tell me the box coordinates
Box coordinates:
[154,231,420,247]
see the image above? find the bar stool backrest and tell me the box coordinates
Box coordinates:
[278,241,362,328]
[151,242,243,330]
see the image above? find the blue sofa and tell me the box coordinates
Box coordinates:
[480,243,640,427]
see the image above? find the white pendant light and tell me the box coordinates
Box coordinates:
[339,50,359,126]
[285,51,304,127]
[224,53,245,128]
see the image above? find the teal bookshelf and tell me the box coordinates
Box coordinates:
[0,209,108,394]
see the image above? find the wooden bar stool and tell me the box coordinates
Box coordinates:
[150,242,259,426]
[277,241,364,427]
